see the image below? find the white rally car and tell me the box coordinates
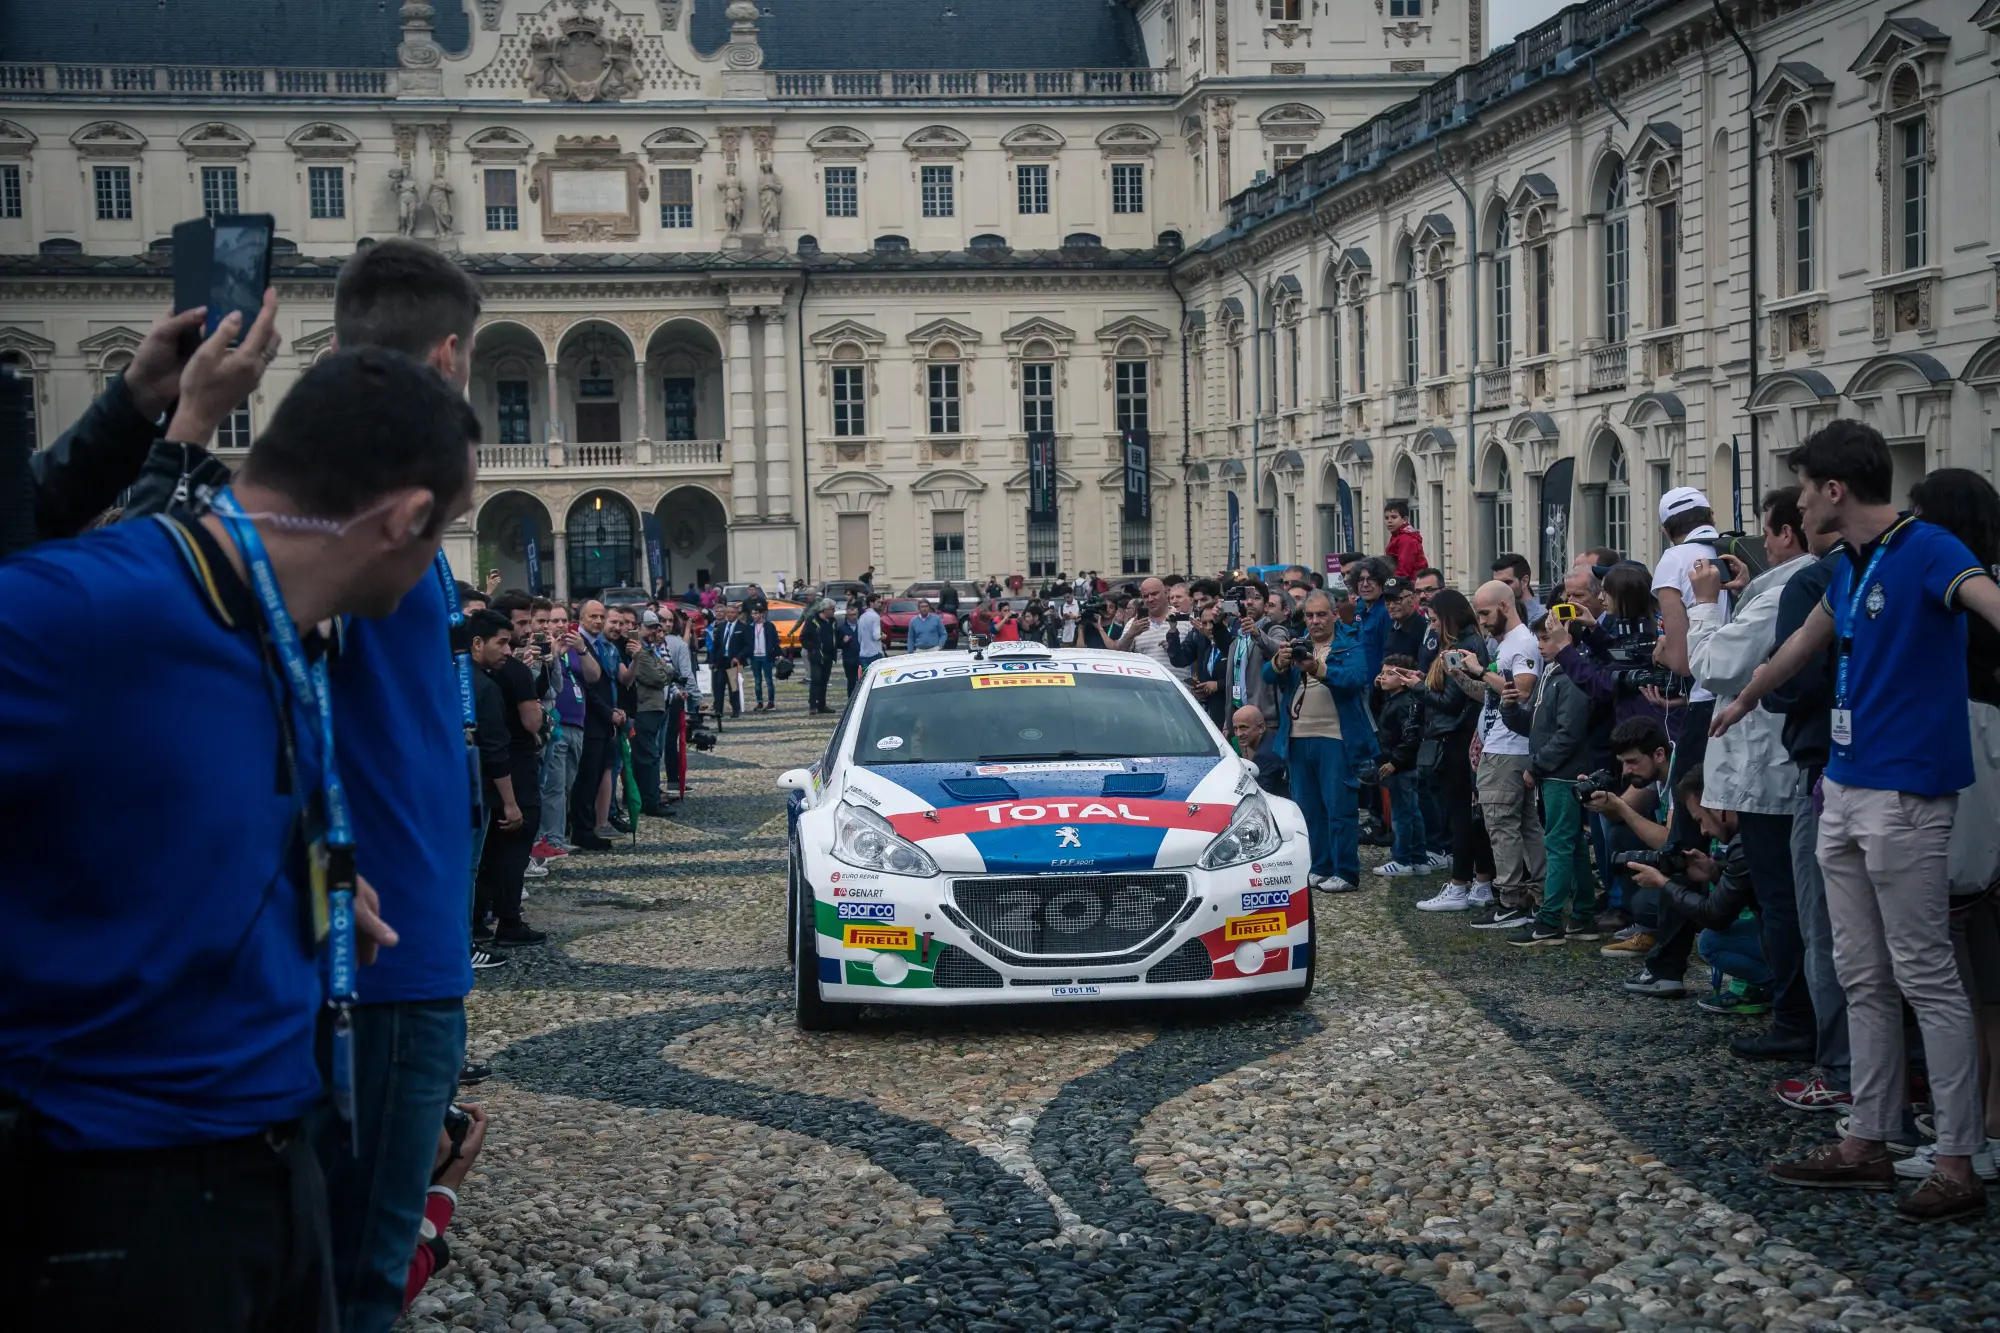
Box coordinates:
[778,642,1314,1028]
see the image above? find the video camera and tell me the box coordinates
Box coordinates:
[1602,629,1680,695]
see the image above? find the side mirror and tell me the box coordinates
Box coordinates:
[1240,757,1260,780]
[777,768,815,794]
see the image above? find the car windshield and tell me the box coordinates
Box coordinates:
[854,672,1217,765]
[768,607,801,622]
[885,599,922,614]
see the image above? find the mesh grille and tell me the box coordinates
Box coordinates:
[1146,938,1214,984]
[933,947,1004,989]
[951,874,1188,958]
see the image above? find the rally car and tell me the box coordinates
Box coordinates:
[778,642,1314,1028]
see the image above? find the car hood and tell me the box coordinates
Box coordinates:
[839,756,1247,874]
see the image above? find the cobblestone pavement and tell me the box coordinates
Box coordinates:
[407,697,1999,1333]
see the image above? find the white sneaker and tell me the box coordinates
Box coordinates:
[1416,882,1472,911]
[524,860,550,880]
[1892,1141,2000,1181]
[1467,880,1495,906]
[1315,876,1359,894]
[1424,851,1452,871]
[1376,860,1421,878]
[470,948,508,970]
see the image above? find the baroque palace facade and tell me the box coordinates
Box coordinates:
[1,0,1997,593]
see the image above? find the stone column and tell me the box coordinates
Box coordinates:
[761,306,791,520]
[545,359,565,466]
[552,528,569,599]
[633,355,650,443]
[1581,215,1605,348]
[726,307,759,521]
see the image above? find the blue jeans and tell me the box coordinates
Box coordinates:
[1289,735,1359,884]
[632,708,669,809]
[311,998,467,1333]
[1700,915,1773,988]
[1385,770,1426,865]
[749,655,776,705]
[1418,770,1451,857]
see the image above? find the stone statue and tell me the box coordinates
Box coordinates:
[757,161,783,235]
[719,171,745,234]
[392,167,420,236]
[428,167,455,235]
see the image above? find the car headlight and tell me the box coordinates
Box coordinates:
[832,802,939,878]
[1198,792,1284,870]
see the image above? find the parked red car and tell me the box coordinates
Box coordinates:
[877,597,960,649]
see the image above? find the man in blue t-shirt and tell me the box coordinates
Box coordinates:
[0,344,475,1330]
[1715,420,2000,1224]
[310,240,490,1333]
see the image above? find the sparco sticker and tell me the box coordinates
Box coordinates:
[836,902,896,921]
[1240,889,1291,912]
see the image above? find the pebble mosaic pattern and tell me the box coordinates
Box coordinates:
[408,695,1997,1333]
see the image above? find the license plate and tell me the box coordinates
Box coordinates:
[1049,985,1103,998]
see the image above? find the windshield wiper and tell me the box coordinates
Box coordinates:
[974,750,1123,762]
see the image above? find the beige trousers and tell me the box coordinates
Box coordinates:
[1476,751,1544,909]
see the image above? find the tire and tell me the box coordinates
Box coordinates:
[1276,894,1316,1006]
[794,877,861,1030]
[785,847,799,967]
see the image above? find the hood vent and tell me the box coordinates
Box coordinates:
[1100,772,1166,797]
[940,777,1019,801]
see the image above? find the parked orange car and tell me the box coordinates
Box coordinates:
[765,599,808,654]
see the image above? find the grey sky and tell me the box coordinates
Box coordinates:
[1487,0,1571,51]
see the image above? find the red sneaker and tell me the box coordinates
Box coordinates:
[531,840,569,860]
[1773,1076,1853,1111]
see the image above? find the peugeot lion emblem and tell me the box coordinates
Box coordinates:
[1055,826,1083,848]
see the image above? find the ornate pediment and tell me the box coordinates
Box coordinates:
[0,120,37,158]
[907,317,982,352]
[178,122,254,160]
[1256,103,1325,140]
[466,126,535,162]
[527,11,643,102]
[999,124,1066,158]
[1849,16,1948,82]
[810,319,887,351]
[70,121,146,157]
[1095,316,1171,349]
[286,122,361,161]
[805,125,872,160]
[78,326,145,359]
[0,327,57,367]
[642,126,707,163]
[903,125,969,160]
[293,325,339,362]
[1001,316,1077,352]
[1095,123,1161,157]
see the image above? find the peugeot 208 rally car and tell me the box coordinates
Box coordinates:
[778,642,1314,1028]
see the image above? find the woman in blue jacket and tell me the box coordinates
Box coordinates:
[1263,588,1380,893]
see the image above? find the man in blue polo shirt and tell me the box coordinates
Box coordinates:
[314,239,485,1333]
[1715,419,2000,1224]
[0,343,475,1330]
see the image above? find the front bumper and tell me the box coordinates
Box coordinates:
[802,836,1314,1006]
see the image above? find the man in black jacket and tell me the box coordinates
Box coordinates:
[1169,601,1230,727]
[1760,532,1851,1111]
[938,583,961,649]
[800,602,840,714]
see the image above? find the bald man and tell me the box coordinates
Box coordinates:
[569,598,621,850]
[1119,576,1181,675]
[1232,704,1289,798]
[1462,580,1545,926]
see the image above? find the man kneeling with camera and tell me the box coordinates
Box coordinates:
[1616,763,1771,1015]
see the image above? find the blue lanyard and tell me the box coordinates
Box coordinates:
[435,554,475,731]
[210,489,364,1145]
[1833,540,1892,711]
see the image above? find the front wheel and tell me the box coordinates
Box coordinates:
[794,881,861,1031]
[785,848,799,967]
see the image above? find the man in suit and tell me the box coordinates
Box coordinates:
[707,603,747,719]
[745,605,783,711]
[837,604,865,697]
[801,602,839,714]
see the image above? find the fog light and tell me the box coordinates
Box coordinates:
[1232,941,1267,974]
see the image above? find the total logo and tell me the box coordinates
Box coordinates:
[975,801,1155,825]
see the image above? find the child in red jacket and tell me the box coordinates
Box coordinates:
[1383,498,1429,579]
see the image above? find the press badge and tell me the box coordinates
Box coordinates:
[1830,708,1853,746]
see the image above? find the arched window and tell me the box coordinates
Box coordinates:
[1603,161,1629,344]
[1399,246,1419,386]
[568,492,636,596]
[1323,274,1343,402]
[1,350,38,446]
[926,341,962,435]
[1890,67,1928,271]
[1605,440,1631,556]
[1781,109,1815,295]
[1228,322,1244,419]
[1019,339,1054,434]
[1492,212,1513,368]
[1649,161,1679,328]
[1263,305,1279,413]
[1493,455,1514,555]
[1285,313,1301,408]
[1527,212,1552,358]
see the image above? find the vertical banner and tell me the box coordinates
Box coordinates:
[1121,428,1151,523]
[1027,430,1057,520]
[1226,491,1241,570]
[521,519,542,595]
[642,513,666,595]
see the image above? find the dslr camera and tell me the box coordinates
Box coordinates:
[1573,769,1621,803]
[1611,847,1690,878]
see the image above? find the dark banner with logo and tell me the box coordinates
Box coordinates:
[642,513,666,594]
[1027,430,1057,520]
[1122,428,1151,523]
[521,519,542,595]
[1227,490,1241,569]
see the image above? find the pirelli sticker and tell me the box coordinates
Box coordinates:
[968,672,1075,690]
[843,924,916,950]
[1223,912,1287,943]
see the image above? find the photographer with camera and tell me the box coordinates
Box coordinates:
[402,1104,487,1313]
[1619,765,1772,1016]
[1578,718,1675,947]
[1684,487,1818,1061]
[1220,581,1286,731]
[1263,589,1380,894]
[629,610,687,814]
[1169,591,1231,727]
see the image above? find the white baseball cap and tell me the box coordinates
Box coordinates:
[1658,486,1711,524]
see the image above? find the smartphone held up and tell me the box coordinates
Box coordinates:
[172,213,275,346]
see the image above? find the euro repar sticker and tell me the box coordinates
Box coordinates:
[968,672,1075,690]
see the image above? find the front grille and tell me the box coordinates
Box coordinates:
[951,874,1189,959]
[933,947,1004,989]
[1146,938,1214,984]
